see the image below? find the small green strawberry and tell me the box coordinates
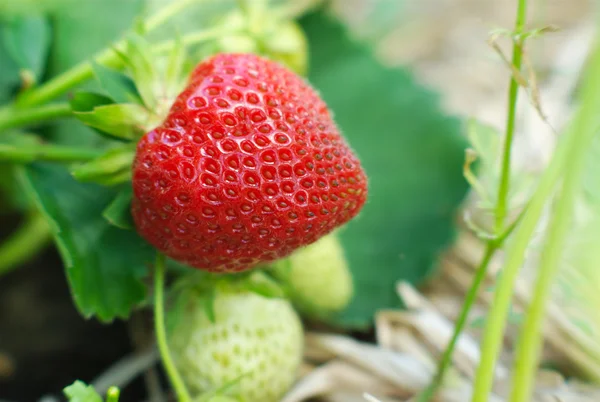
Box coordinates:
[168,283,303,402]
[272,232,353,318]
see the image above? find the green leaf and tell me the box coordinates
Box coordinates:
[0,0,71,16]
[92,62,142,105]
[300,11,470,328]
[71,144,135,184]
[0,15,51,103]
[118,34,159,109]
[102,184,134,229]
[69,91,124,142]
[45,0,144,148]
[0,38,19,103]
[63,380,103,402]
[466,119,536,213]
[73,103,150,141]
[2,15,51,83]
[70,91,114,112]
[18,163,153,321]
[164,33,187,98]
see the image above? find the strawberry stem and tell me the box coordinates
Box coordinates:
[419,0,530,399]
[154,252,192,402]
[0,143,103,163]
[417,211,523,402]
[494,0,528,235]
[0,103,72,132]
[418,244,496,402]
[8,0,220,110]
[14,48,124,109]
[0,26,234,119]
[470,106,573,402]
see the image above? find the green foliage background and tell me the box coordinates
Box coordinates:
[0,0,469,327]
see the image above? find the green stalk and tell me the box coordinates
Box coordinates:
[13,0,215,109]
[15,49,122,109]
[418,243,497,402]
[419,1,529,399]
[418,211,524,402]
[508,37,600,402]
[0,24,233,131]
[471,117,572,402]
[0,143,102,163]
[495,0,528,234]
[0,103,72,131]
[154,253,192,402]
[0,211,51,277]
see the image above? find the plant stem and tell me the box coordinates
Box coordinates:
[418,243,497,402]
[419,1,530,398]
[154,252,192,402]
[6,27,230,114]
[495,0,528,234]
[0,144,103,163]
[16,49,123,109]
[0,103,72,131]
[418,209,525,402]
[471,121,571,402]
[508,37,600,402]
[0,211,51,277]
[12,0,215,109]
[0,24,230,131]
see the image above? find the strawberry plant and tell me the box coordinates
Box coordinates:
[0,0,471,401]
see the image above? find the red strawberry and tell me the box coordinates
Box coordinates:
[131,53,367,273]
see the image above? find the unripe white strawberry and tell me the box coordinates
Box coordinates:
[272,232,353,318]
[168,284,303,402]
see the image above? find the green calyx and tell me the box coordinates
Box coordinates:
[70,32,190,144]
[70,144,135,186]
[271,232,353,319]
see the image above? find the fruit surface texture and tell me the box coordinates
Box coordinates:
[169,287,303,401]
[132,53,367,272]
